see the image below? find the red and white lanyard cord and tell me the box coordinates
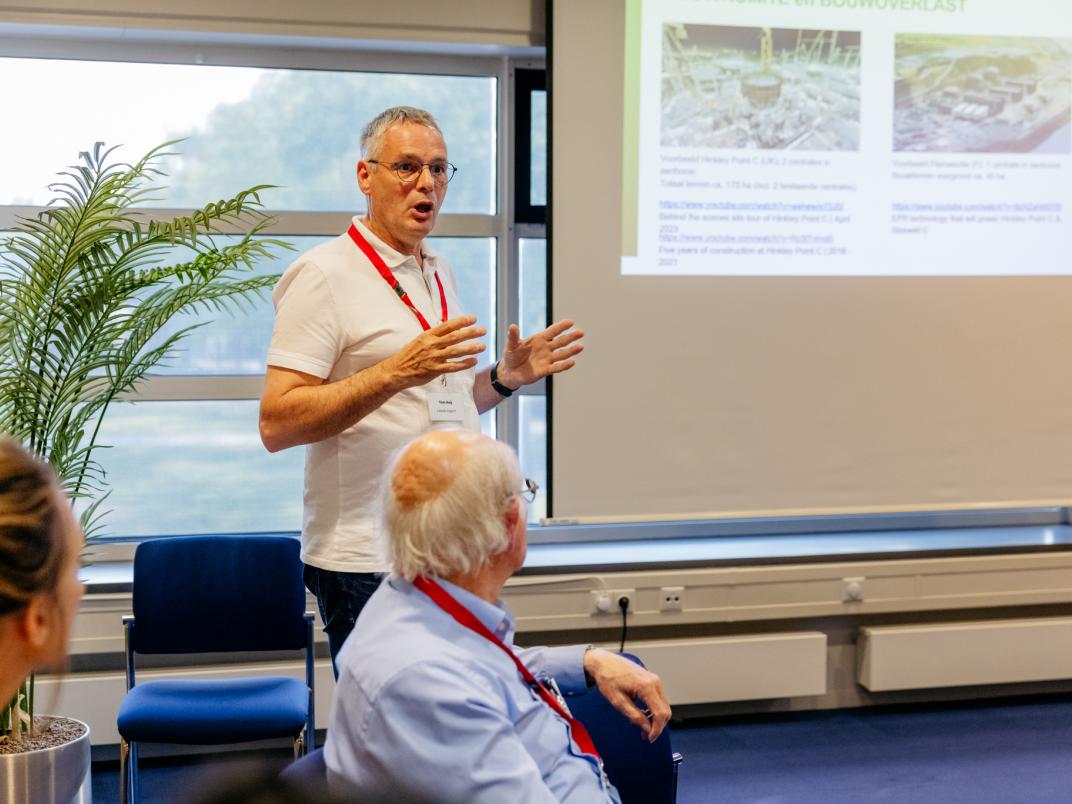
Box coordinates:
[412,575,602,760]
[347,223,447,330]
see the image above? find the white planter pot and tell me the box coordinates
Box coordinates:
[0,718,91,804]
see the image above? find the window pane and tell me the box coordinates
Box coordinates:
[0,58,496,214]
[519,395,547,523]
[428,237,496,362]
[530,90,547,207]
[149,236,326,375]
[83,401,302,537]
[518,240,547,521]
[429,237,497,438]
[519,238,547,337]
[85,398,494,539]
[2,229,289,376]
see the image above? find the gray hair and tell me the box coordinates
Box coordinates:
[381,435,521,581]
[361,106,443,159]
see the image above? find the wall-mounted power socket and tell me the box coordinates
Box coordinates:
[842,577,865,603]
[659,586,685,613]
[591,589,635,615]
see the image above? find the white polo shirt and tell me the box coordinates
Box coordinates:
[266,217,480,572]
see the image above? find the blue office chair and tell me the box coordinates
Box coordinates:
[117,535,315,804]
[567,653,683,804]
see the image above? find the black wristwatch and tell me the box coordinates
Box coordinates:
[490,362,518,397]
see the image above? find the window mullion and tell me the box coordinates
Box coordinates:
[124,376,265,402]
[496,58,520,450]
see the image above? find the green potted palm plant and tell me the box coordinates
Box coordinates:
[0,142,287,802]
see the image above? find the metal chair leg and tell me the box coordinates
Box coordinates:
[119,739,129,804]
[130,741,140,803]
[293,726,306,759]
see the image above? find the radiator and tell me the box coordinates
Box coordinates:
[616,633,827,705]
[858,617,1072,691]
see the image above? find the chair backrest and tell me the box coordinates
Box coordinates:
[567,653,677,804]
[132,535,307,654]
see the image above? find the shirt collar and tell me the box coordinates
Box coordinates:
[351,216,439,272]
[401,574,515,643]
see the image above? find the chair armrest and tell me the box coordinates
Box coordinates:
[302,610,316,746]
[122,615,136,690]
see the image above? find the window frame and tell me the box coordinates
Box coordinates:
[0,31,549,553]
[513,67,547,225]
[506,65,550,515]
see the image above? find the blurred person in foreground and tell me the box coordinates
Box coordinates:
[0,438,84,709]
[324,430,670,802]
[188,763,432,804]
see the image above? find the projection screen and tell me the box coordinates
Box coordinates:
[548,0,1072,524]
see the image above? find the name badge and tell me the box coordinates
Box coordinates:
[428,391,465,422]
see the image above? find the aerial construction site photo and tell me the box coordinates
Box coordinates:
[660,24,861,151]
[893,34,1072,153]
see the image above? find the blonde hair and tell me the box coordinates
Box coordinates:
[0,438,65,616]
[381,436,521,581]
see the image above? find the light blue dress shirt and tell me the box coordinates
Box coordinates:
[325,574,621,803]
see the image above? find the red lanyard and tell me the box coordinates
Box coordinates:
[347,223,448,331]
[413,575,602,760]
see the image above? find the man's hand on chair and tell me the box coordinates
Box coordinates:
[583,649,672,742]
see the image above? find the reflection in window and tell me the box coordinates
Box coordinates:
[0,58,496,214]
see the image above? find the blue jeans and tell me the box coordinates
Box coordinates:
[303,565,383,678]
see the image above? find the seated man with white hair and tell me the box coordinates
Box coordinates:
[324,430,671,802]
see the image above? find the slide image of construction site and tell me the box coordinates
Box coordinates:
[661,25,861,151]
[893,35,1072,153]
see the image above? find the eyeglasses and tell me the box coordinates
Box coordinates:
[519,478,539,504]
[367,159,457,186]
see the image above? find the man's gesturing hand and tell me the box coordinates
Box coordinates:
[583,649,672,743]
[495,319,584,390]
[385,315,486,389]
